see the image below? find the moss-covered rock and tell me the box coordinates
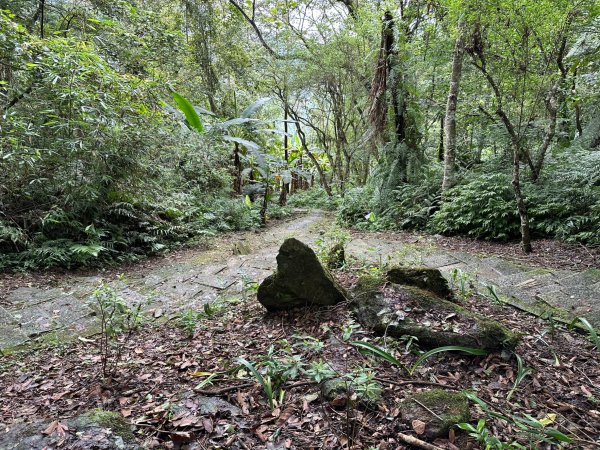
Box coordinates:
[355,271,386,293]
[400,390,470,439]
[320,377,381,409]
[326,242,346,269]
[352,284,518,351]
[0,409,138,450]
[75,409,136,442]
[387,266,452,299]
[257,238,347,311]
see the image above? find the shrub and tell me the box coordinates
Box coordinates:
[337,187,373,227]
[430,173,520,240]
[378,166,442,230]
[287,187,341,211]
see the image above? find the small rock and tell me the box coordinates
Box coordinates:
[400,390,470,439]
[320,377,381,409]
[387,266,452,298]
[233,241,252,255]
[326,242,345,269]
[257,238,347,311]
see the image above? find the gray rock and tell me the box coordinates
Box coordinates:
[257,238,347,311]
[400,390,470,439]
[352,283,518,351]
[0,409,138,450]
[387,266,452,298]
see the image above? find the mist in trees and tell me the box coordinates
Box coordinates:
[1,0,599,270]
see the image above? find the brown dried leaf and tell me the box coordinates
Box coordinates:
[412,419,426,435]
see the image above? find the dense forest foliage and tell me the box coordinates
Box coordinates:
[1,0,599,270]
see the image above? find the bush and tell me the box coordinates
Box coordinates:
[337,187,373,227]
[527,150,600,244]
[378,166,442,230]
[287,187,341,211]
[430,173,520,240]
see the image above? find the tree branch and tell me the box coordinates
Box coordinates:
[228,0,281,59]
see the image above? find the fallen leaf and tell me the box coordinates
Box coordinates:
[412,419,426,435]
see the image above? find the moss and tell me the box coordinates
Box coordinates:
[397,286,464,314]
[477,320,519,350]
[400,390,470,438]
[356,271,386,292]
[387,266,452,298]
[352,285,519,351]
[585,268,600,281]
[528,268,553,276]
[79,409,134,442]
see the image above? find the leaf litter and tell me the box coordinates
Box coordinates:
[1,265,599,449]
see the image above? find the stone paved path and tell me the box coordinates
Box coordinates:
[1,211,599,353]
[346,237,600,328]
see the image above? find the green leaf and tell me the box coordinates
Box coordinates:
[219,117,256,127]
[351,341,408,373]
[544,428,572,443]
[240,97,271,118]
[171,91,204,133]
[572,317,600,351]
[222,135,261,151]
[410,346,487,375]
[237,357,274,409]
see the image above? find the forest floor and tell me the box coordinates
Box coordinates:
[1,210,599,449]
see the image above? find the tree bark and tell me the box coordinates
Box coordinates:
[279,98,289,205]
[442,27,464,192]
[496,109,533,253]
[232,142,242,195]
[437,115,444,161]
[471,52,533,253]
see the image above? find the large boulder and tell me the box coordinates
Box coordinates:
[257,238,347,311]
[352,280,518,351]
[387,266,452,299]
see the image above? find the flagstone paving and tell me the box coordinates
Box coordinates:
[1,211,598,353]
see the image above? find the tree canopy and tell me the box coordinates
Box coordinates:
[1,0,599,269]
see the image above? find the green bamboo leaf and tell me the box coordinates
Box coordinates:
[351,341,408,373]
[410,346,487,375]
[237,357,274,409]
[171,91,204,133]
[544,428,572,443]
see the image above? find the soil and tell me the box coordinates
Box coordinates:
[1,264,599,449]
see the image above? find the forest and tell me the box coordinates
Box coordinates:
[1,0,599,268]
[1,0,600,449]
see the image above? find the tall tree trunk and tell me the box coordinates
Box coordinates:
[442,28,464,192]
[437,115,444,161]
[39,0,45,38]
[496,109,533,253]
[279,97,289,205]
[471,50,533,253]
[574,70,583,137]
[233,142,242,194]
